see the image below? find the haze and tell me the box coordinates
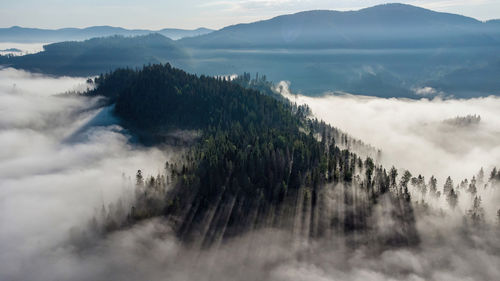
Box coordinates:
[1,0,499,30]
[279,83,500,182]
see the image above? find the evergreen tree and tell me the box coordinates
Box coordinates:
[490,167,497,181]
[446,188,458,209]
[477,167,485,186]
[443,176,454,196]
[428,175,438,197]
[467,196,485,226]
[136,170,144,187]
[467,177,477,195]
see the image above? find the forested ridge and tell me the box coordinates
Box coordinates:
[87,64,422,248]
[0,34,187,76]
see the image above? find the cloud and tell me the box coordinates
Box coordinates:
[0,43,46,56]
[199,0,499,15]
[411,0,494,10]
[0,68,170,280]
[279,84,500,183]
[1,68,500,281]
[199,0,306,13]
[413,86,440,96]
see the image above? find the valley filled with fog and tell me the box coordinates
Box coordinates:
[0,68,170,280]
[1,68,500,281]
[0,42,46,56]
[279,82,500,183]
[1,2,500,281]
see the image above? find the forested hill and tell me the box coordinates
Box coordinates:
[0,34,187,76]
[90,64,305,137]
[88,64,419,248]
[0,26,213,42]
[179,3,499,49]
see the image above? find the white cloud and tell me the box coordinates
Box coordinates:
[0,68,170,280]
[1,68,500,281]
[279,84,500,183]
[413,86,439,96]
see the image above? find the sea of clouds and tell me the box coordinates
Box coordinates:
[0,68,169,280]
[1,69,499,281]
[278,81,500,183]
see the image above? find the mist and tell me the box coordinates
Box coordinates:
[279,83,500,183]
[0,43,46,56]
[279,81,500,214]
[0,68,169,280]
[1,68,500,281]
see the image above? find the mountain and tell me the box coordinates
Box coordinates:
[180,3,498,49]
[0,34,187,76]
[87,63,419,247]
[2,3,499,98]
[426,60,500,97]
[0,25,214,42]
[175,3,500,97]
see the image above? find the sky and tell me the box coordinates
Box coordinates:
[0,0,499,30]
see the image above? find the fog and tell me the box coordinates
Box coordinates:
[1,69,500,281]
[0,68,169,280]
[279,83,500,183]
[279,81,500,217]
[0,43,46,56]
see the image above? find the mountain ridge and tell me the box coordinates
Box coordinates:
[2,3,499,98]
[0,25,214,42]
[1,34,187,76]
[179,3,496,49]
[223,3,481,30]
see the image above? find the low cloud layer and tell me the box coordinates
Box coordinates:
[280,84,500,183]
[0,68,169,280]
[0,43,45,56]
[1,69,499,281]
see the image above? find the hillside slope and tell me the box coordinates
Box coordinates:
[180,3,498,49]
[1,34,188,76]
[88,64,419,247]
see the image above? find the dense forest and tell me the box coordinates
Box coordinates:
[84,64,419,248]
[84,64,499,251]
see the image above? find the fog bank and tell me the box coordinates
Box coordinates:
[0,43,46,56]
[1,69,500,281]
[0,68,169,280]
[279,84,500,182]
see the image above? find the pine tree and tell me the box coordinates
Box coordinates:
[467,176,477,195]
[477,167,484,186]
[468,196,484,226]
[446,188,458,209]
[136,170,144,187]
[443,176,454,195]
[490,167,497,180]
[429,176,438,197]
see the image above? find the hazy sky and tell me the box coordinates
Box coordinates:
[1,0,499,30]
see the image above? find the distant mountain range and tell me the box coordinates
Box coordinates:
[179,3,500,49]
[1,3,499,98]
[0,25,213,42]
